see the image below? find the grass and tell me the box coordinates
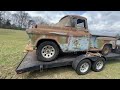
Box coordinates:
[0,28,120,79]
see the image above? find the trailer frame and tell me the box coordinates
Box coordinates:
[16,49,120,75]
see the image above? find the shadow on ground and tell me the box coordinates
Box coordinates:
[106,58,120,64]
[25,66,74,79]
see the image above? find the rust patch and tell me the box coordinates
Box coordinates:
[96,37,117,49]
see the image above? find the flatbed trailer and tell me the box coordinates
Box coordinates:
[16,49,120,75]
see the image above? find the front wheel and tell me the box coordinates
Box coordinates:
[36,41,59,62]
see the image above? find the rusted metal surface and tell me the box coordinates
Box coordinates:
[23,43,34,53]
[96,37,117,49]
[86,52,102,57]
[25,15,118,53]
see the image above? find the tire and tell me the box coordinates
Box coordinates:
[76,59,91,75]
[101,45,111,56]
[92,57,106,72]
[36,41,59,62]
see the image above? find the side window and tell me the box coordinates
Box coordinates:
[76,19,86,29]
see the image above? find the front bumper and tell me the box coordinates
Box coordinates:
[23,41,35,53]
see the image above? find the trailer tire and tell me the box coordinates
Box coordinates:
[36,41,59,62]
[92,57,106,72]
[76,59,91,75]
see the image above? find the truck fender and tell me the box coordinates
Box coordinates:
[72,55,106,70]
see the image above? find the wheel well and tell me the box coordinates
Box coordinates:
[104,44,112,49]
[36,39,62,51]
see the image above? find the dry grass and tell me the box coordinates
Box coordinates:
[0,28,120,79]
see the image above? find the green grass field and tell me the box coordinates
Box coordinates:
[0,28,120,79]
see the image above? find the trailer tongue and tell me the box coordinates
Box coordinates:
[16,50,120,75]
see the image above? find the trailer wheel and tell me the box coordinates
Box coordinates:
[76,59,91,75]
[92,57,106,72]
[36,41,59,62]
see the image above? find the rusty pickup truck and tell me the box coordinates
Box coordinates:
[25,15,118,62]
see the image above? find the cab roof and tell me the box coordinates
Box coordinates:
[59,15,87,21]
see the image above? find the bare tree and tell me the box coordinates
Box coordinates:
[0,11,6,19]
[17,11,25,27]
[17,11,30,28]
[4,11,12,21]
[12,13,19,27]
[11,11,31,28]
[0,11,50,29]
[0,11,6,26]
[31,16,49,25]
[11,12,33,28]
[22,13,31,28]
[28,19,34,28]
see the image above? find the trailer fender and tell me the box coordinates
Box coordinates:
[72,55,106,70]
[72,55,90,70]
[88,56,106,62]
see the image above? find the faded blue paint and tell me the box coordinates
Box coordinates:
[90,36,98,48]
[59,44,68,52]
[59,35,108,52]
[67,36,89,51]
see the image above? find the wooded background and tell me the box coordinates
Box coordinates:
[0,11,49,30]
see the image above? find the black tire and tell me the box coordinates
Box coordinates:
[101,45,111,56]
[76,59,91,75]
[36,41,59,62]
[92,57,106,72]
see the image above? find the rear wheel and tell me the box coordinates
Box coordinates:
[36,41,59,62]
[101,45,111,55]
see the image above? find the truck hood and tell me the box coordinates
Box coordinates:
[26,25,89,36]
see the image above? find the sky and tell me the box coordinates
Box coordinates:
[12,11,120,36]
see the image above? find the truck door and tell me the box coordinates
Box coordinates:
[68,18,90,51]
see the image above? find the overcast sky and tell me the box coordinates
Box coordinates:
[12,11,120,36]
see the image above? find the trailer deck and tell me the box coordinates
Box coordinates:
[16,50,120,74]
[16,51,79,74]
